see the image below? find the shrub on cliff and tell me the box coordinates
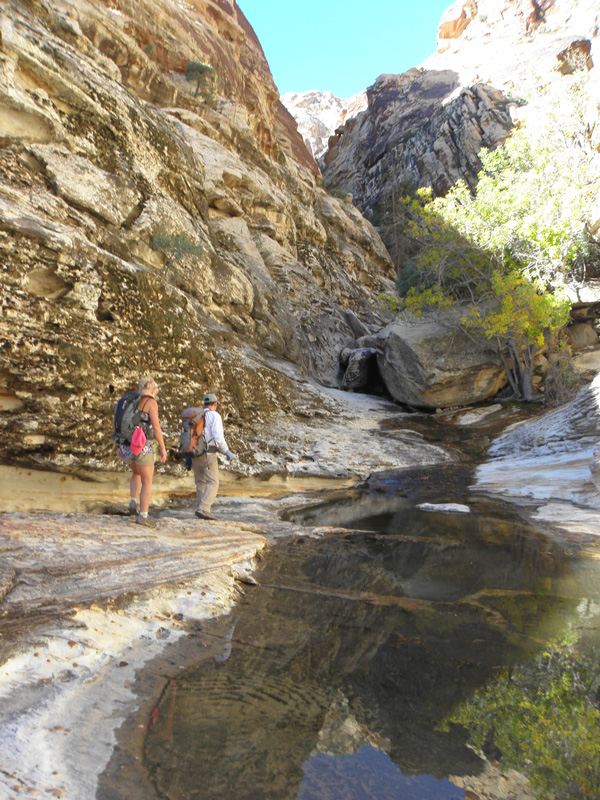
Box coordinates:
[185,61,215,104]
[150,231,204,282]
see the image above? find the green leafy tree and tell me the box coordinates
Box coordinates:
[397,190,569,401]
[397,95,598,401]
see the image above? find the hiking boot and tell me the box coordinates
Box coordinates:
[128,498,138,516]
[135,514,156,528]
[195,510,216,521]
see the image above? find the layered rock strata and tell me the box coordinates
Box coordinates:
[315,0,600,408]
[0,0,396,475]
[323,72,515,263]
[0,508,267,799]
[475,371,600,508]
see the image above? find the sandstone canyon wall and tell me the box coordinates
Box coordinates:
[319,0,600,266]
[4,0,600,477]
[285,0,600,410]
[0,0,397,475]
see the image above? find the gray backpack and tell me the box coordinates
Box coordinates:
[178,407,207,457]
[112,392,151,445]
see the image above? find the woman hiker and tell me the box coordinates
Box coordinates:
[118,376,167,526]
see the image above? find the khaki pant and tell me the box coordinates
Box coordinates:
[191,451,219,514]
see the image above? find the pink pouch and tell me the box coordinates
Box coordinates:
[130,426,147,455]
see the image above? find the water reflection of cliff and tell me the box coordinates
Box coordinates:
[144,509,581,799]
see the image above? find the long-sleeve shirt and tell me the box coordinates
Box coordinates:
[203,409,230,454]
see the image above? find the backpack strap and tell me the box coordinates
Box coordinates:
[138,394,156,434]
[203,408,216,449]
[139,394,155,411]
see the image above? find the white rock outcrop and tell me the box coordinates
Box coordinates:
[476,372,600,508]
[281,90,368,159]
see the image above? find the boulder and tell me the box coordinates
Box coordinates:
[356,334,380,349]
[565,322,599,350]
[375,316,507,409]
[343,309,370,340]
[572,349,600,379]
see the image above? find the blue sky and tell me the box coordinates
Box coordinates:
[238,0,452,98]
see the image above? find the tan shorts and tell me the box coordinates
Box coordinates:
[126,451,155,467]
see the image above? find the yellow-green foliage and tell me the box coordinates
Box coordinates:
[394,86,600,400]
[432,125,593,278]
[442,634,600,799]
[461,271,569,349]
[399,186,570,353]
[400,83,597,312]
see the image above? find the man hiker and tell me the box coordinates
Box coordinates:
[192,392,234,520]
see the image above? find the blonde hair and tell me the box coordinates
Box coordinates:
[138,376,158,395]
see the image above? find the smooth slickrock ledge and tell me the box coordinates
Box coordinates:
[0,382,466,799]
[474,373,600,512]
[1,372,599,799]
[473,373,600,551]
[0,510,267,800]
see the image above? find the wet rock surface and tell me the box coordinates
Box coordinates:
[0,511,266,654]
[0,383,458,514]
[0,507,269,800]
[475,371,600,510]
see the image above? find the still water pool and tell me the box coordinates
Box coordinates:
[143,493,600,800]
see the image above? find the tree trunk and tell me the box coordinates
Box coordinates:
[520,342,537,403]
[498,338,538,402]
[498,347,519,398]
